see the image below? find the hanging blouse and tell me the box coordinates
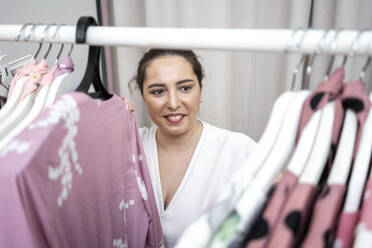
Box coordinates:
[246,69,344,248]
[301,80,370,248]
[0,92,164,248]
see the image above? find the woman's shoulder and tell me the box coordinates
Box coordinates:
[202,121,256,150]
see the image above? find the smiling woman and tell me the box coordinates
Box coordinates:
[129,49,257,247]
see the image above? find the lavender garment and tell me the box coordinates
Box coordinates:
[266,183,318,248]
[301,184,346,248]
[246,170,298,248]
[296,68,344,142]
[54,56,74,78]
[0,92,163,248]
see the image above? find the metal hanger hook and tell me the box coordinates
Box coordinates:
[306,29,333,77]
[27,23,43,59]
[53,24,65,64]
[342,29,367,68]
[16,23,33,41]
[286,28,307,90]
[359,31,372,81]
[42,23,56,59]
[324,29,343,79]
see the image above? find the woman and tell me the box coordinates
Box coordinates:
[130,49,256,247]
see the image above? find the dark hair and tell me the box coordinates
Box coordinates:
[130,49,204,95]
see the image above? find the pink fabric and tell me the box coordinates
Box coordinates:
[334,212,360,248]
[7,60,37,98]
[0,92,163,247]
[54,56,74,78]
[39,66,57,87]
[360,179,372,230]
[341,80,371,157]
[302,184,346,248]
[17,59,49,103]
[266,184,318,248]
[296,68,344,142]
[246,170,298,248]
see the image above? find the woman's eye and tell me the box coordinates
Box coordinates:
[180,85,192,92]
[150,89,165,95]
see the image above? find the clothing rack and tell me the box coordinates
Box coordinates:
[0,25,372,55]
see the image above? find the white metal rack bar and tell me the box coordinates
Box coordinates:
[0,25,371,55]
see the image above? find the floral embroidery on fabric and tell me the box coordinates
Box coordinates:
[29,95,82,207]
[135,170,148,201]
[119,198,135,224]
[113,238,128,248]
[0,139,30,158]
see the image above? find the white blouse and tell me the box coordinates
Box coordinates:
[139,121,256,248]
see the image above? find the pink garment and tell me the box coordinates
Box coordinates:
[246,170,298,248]
[39,66,57,87]
[354,179,372,246]
[54,56,74,78]
[17,59,49,103]
[333,212,360,248]
[332,80,371,247]
[359,179,372,230]
[7,60,37,98]
[0,92,163,248]
[296,68,344,142]
[301,184,346,248]
[266,183,318,248]
[341,80,371,157]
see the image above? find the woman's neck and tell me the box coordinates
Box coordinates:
[156,121,203,152]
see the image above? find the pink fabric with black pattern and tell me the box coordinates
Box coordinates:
[333,212,360,248]
[301,184,346,248]
[266,183,318,248]
[246,170,298,248]
[296,68,344,142]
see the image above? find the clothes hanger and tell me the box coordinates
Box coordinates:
[353,92,372,248]
[74,16,112,100]
[0,23,36,124]
[0,23,48,141]
[327,30,368,186]
[175,29,307,248]
[0,24,60,150]
[339,30,372,223]
[45,25,77,107]
[206,31,312,248]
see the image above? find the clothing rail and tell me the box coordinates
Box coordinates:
[0,25,372,55]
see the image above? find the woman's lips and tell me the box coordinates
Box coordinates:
[164,114,185,124]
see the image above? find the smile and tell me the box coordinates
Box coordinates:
[164,114,185,124]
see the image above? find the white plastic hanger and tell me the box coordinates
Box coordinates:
[298,101,335,184]
[0,23,45,141]
[231,90,309,235]
[341,34,372,215]
[0,24,36,124]
[326,30,367,186]
[0,24,57,149]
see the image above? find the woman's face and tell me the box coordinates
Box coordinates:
[142,55,201,137]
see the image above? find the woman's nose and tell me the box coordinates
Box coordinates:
[167,92,181,110]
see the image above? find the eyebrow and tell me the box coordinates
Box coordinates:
[147,79,194,89]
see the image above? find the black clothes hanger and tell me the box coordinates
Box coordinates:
[75,16,112,100]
